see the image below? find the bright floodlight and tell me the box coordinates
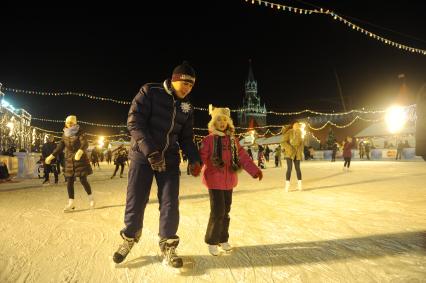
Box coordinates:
[385,105,407,133]
[97,136,105,148]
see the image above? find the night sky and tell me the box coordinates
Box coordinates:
[1,1,425,136]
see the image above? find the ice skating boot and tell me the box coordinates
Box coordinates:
[113,233,135,264]
[110,174,115,179]
[285,181,290,192]
[208,245,220,256]
[63,199,75,212]
[88,194,95,209]
[160,238,183,268]
[120,174,123,178]
[297,180,303,191]
[219,242,233,252]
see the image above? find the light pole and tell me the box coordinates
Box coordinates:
[0,83,4,153]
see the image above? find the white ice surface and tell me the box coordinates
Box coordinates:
[0,160,425,283]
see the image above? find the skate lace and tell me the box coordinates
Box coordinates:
[118,240,134,256]
[167,246,178,261]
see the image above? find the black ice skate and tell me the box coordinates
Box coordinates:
[159,238,183,268]
[113,234,135,264]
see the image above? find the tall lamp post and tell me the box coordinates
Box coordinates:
[0,83,4,153]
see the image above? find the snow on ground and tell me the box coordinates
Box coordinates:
[0,160,425,283]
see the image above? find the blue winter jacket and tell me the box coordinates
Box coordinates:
[127,80,201,166]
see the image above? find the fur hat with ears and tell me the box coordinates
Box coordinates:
[208,104,235,132]
[65,115,77,126]
[208,104,231,118]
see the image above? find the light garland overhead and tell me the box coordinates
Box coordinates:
[4,85,385,116]
[31,117,126,128]
[306,116,383,131]
[32,125,129,139]
[244,0,426,56]
[3,87,131,105]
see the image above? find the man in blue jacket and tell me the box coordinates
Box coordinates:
[113,61,201,268]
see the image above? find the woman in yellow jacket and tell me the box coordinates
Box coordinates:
[282,120,304,192]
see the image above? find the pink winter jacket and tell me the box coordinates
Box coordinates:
[200,133,261,190]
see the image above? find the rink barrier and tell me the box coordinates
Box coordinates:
[14,152,41,178]
[318,148,419,160]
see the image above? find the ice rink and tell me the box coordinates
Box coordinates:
[0,160,425,283]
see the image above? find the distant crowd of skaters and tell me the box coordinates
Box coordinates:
[40,136,130,184]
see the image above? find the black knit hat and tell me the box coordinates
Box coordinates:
[171,61,196,83]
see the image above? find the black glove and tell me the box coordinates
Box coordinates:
[147,151,166,172]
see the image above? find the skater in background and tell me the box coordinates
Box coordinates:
[91,147,100,168]
[264,145,271,162]
[342,136,353,171]
[274,145,282,167]
[111,144,128,178]
[100,150,105,163]
[106,148,113,164]
[45,115,94,211]
[41,135,59,184]
[396,141,404,160]
[331,142,338,162]
[200,105,262,256]
[0,161,11,182]
[364,141,371,160]
[257,145,266,169]
[282,120,304,192]
[358,141,365,159]
[113,61,201,268]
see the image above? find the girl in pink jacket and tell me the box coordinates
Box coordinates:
[200,105,263,256]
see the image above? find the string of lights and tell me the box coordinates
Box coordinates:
[3,87,131,105]
[244,0,426,56]
[31,117,126,128]
[5,85,385,116]
[306,116,383,131]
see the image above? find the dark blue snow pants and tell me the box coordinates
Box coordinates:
[121,161,180,242]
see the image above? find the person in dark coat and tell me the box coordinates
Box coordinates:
[91,147,100,168]
[41,135,59,184]
[106,148,113,164]
[0,161,10,181]
[274,145,282,167]
[364,142,371,160]
[112,61,201,268]
[257,145,266,169]
[331,142,338,162]
[111,144,128,178]
[342,136,353,171]
[45,115,94,212]
[264,145,270,162]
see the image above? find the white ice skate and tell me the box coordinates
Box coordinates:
[63,199,75,212]
[88,194,95,209]
[297,180,303,191]
[208,245,220,256]
[285,181,290,192]
[219,242,233,252]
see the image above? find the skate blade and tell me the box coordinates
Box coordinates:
[63,207,75,213]
[161,259,182,273]
[219,248,233,254]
